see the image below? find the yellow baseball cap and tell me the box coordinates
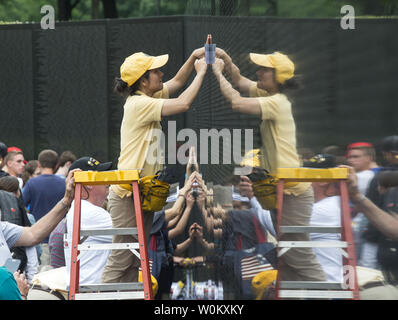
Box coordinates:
[120,52,169,86]
[240,149,261,168]
[251,269,278,300]
[138,270,159,296]
[249,52,294,84]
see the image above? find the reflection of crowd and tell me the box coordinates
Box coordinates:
[1,46,398,300]
[1,135,398,301]
[144,138,398,300]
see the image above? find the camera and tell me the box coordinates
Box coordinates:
[192,181,199,199]
[190,163,199,199]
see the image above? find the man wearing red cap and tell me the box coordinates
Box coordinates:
[346,142,380,269]
[346,142,378,175]
[2,150,25,189]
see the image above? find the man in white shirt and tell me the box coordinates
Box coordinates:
[310,190,343,282]
[305,154,344,283]
[64,157,113,287]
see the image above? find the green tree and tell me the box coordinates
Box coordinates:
[0,0,397,23]
[0,0,57,22]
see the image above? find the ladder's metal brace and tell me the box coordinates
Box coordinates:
[69,170,153,300]
[274,167,360,300]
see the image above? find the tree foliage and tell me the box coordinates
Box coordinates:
[0,0,397,23]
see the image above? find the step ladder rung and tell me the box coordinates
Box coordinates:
[278,241,347,248]
[74,170,140,185]
[75,291,145,300]
[280,226,341,233]
[278,290,353,299]
[280,281,343,290]
[78,243,139,251]
[276,167,348,182]
[79,282,143,292]
[80,228,138,237]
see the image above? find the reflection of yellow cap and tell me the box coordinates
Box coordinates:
[138,271,159,297]
[249,52,294,84]
[120,52,169,86]
[240,149,260,167]
[251,270,278,300]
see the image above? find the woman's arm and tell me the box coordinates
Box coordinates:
[161,58,207,116]
[185,146,199,180]
[164,48,205,96]
[168,191,195,239]
[174,237,192,256]
[167,214,180,229]
[351,193,398,240]
[216,48,253,96]
[344,165,398,240]
[165,172,196,225]
[212,58,261,116]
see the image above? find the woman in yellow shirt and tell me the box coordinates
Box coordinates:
[212,49,326,282]
[101,49,207,284]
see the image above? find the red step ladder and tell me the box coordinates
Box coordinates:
[274,167,360,300]
[68,170,153,300]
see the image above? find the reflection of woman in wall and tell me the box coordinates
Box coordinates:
[212,49,325,281]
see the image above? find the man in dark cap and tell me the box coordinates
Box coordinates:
[304,154,344,283]
[367,135,398,207]
[352,135,398,293]
[345,165,398,299]
[62,157,114,286]
[360,136,398,269]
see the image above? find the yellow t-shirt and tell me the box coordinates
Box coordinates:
[249,82,310,196]
[111,86,169,198]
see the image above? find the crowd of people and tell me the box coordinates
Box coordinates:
[0,137,397,300]
[0,46,397,301]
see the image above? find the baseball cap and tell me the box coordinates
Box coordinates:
[240,149,260,168]
[249,51,294,84]
[0,142,7,158]
[303,154,337,168]
[251,270,278,300]
[380,135,398,153]
[346,142,374,158]
[347,142,374,150]
[7,146,22,153]
[69,157,112,172]
[120,52,169,86]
